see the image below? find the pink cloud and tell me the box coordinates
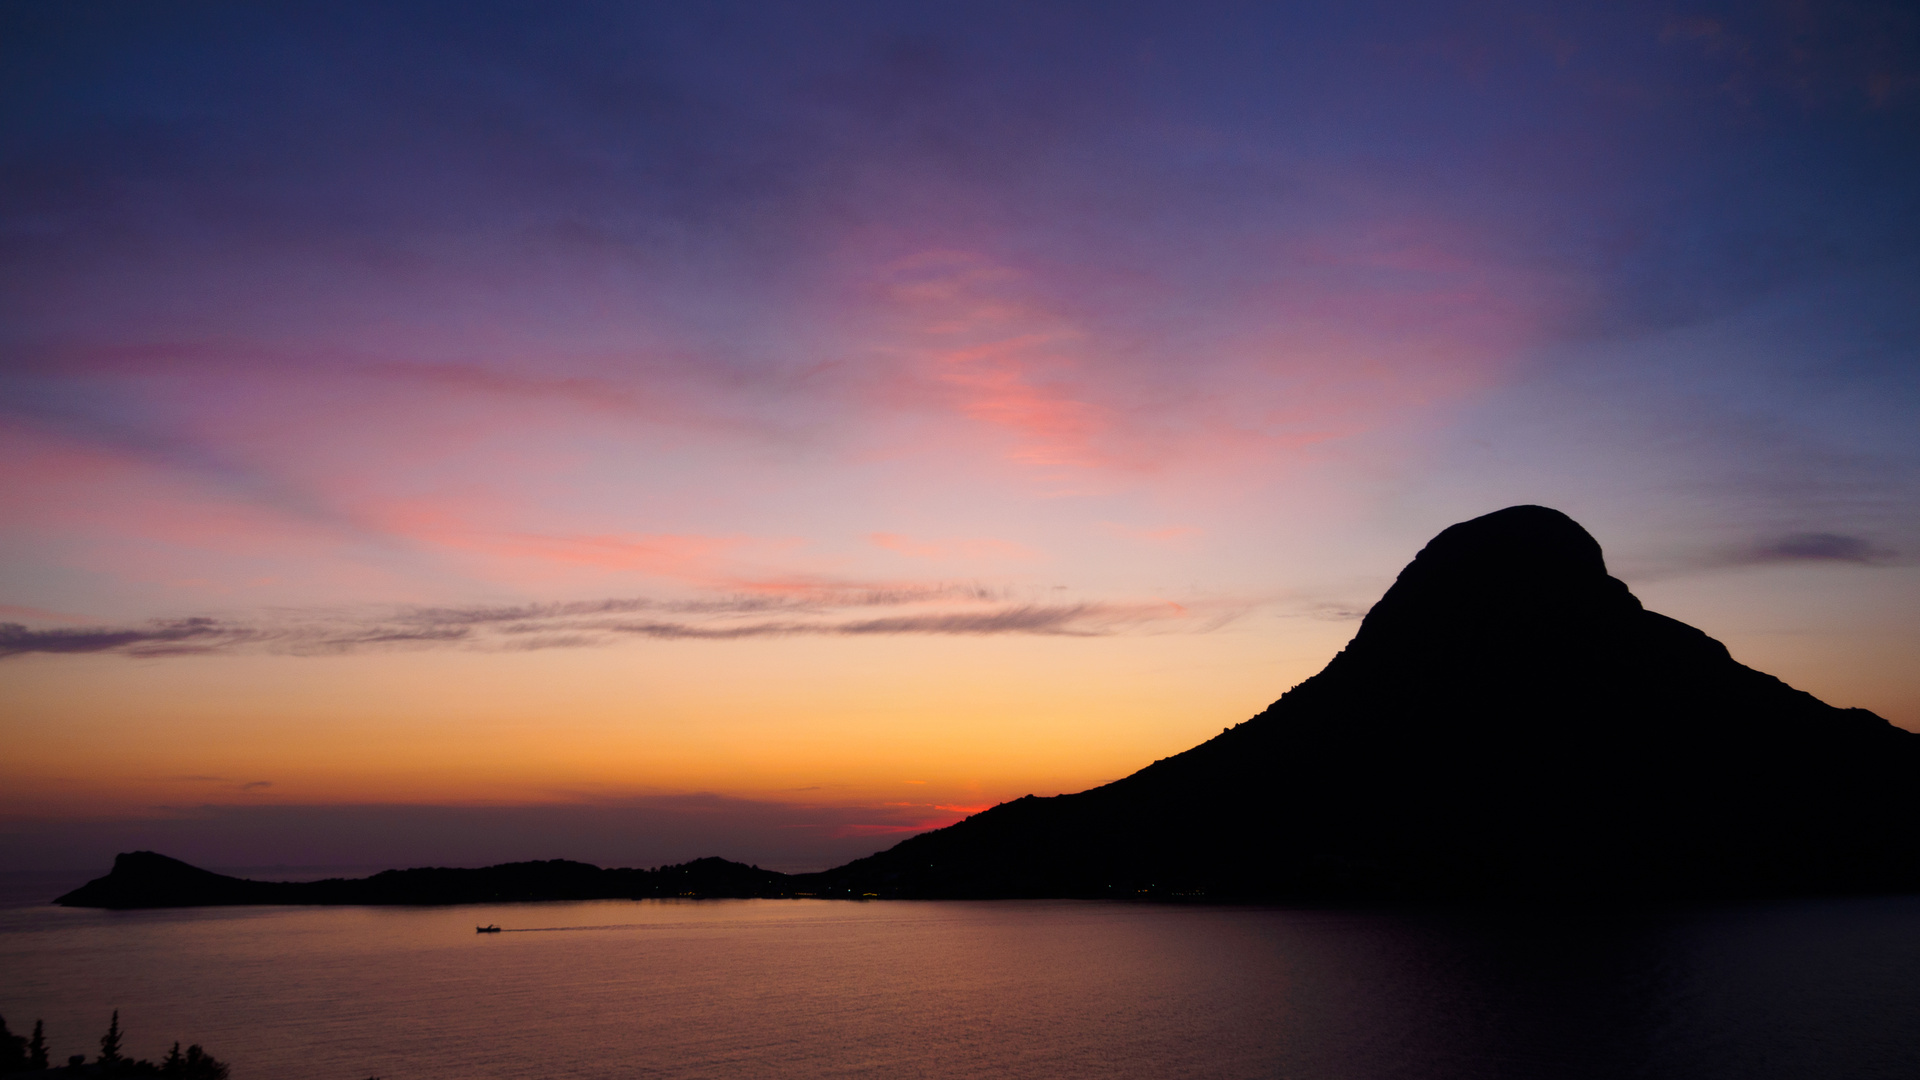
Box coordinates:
[869,252,1117,472]
[848,222,1563,493]
[0,426,350,557]
[438,530,746,579]
[364,498,1022,601]
[362,361,769,441]
[0,199,1570,615]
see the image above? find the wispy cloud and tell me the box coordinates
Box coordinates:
[0,590,1246,661]
[1732,532,1898,566]
[877,251,1116,474]
[362,362,784,442]
[0,618,267,659]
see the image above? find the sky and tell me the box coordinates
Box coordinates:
[3,0,1918,874]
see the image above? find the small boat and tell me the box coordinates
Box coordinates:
[476,924,502,933]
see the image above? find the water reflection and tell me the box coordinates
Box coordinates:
[2,896,1916,1079]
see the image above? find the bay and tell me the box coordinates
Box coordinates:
[3,891,1919,1079]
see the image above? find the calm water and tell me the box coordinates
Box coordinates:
[3,890,1919,1079]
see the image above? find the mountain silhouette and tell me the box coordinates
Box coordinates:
[57,506,1920,907]
[807,505,1920,900]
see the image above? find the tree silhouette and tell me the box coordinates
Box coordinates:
[25,1023,45,1072]
[1,1009,227,1078]
[0,1014,27,1074]
[99,1010,123,1065]
[146,1040,228,1079]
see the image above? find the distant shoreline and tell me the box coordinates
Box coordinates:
[53,848,1920,912]
[55,852,824,910]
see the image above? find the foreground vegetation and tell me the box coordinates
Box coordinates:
[0,1011,227,1078]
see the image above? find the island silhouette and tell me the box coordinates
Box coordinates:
[58,507,1920,908]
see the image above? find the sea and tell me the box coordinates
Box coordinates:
[3,874,1919,1080]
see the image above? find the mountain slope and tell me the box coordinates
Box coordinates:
[808,506,1920,900]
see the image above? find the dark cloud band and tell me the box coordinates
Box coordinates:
[1738,533,1896,566]
[0,597,1208,661]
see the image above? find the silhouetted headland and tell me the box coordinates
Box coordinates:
[55,853,795,909]
[59,506,1920,908]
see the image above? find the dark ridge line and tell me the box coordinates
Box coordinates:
[57,507,1920,910]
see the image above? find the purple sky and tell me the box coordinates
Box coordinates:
[3,1,1918,873]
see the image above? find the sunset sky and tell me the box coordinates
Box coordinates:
[4,1,1917,873]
